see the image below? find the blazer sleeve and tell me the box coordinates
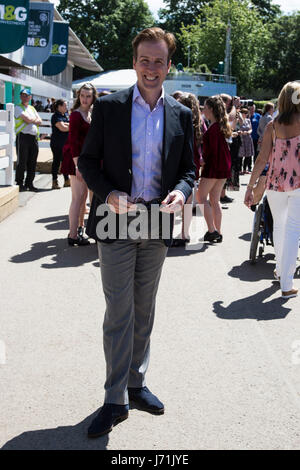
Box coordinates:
[78,100,115,203]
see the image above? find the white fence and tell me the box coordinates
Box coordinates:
[0,104,14,186]
[39,112,53,148]
[0,108,53,186]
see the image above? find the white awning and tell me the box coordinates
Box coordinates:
[73,69,137,91]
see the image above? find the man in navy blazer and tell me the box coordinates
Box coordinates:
[78,27,195,438]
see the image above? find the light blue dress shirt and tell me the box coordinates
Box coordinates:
[130,83,164,201]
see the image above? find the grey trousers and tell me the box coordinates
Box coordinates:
[97,239,168,405]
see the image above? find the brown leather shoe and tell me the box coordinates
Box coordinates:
[63,179,70,187]
[52,180,60,190]
[281,289,298,299]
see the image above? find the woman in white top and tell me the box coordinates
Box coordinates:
[245,82,300,299]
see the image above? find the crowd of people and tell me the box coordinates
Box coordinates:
[14,78,300,301]
[31,97,56,113]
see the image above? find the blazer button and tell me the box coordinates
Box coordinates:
[128,169,132,174]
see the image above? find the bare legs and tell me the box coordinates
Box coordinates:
[69,175,88,238]
[197,178,226,234]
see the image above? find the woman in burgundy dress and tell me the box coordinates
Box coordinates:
[171,91,206,246]
[197,95,232,242]
[61,83,97,246]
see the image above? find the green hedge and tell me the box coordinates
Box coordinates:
[254,99,277,109]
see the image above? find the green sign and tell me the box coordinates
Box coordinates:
[0,0,29,53]
[22,2,54,66]
[42,21,69,76]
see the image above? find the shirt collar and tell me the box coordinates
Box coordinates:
[133,83,164,107]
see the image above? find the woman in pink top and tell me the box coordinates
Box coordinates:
[245,81,300,299]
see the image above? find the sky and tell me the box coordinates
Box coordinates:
[52,0,299,17]
[145,0,299,18]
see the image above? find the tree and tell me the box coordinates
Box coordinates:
[250,0,281,22]
[157,0,280,64]
[179,0,268,93]
[255,12,300,94]
[158,0,211,28]
[58,0,154,70]
[158,1,213,64]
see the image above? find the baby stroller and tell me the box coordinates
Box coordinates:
[249,195,274,264]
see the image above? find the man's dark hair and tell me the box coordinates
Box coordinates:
[54,99,66,112]
[132,27,176,62]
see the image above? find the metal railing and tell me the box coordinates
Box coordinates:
[166,72,236,84]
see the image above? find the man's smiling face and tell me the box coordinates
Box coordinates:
[133,39,171,100]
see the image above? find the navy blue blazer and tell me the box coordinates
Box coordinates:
[78,86,195,244]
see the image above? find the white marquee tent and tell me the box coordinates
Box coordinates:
[72,69,137,92]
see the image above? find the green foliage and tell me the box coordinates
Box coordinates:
[158,1,213,64]
[158,0,210,29]
[57,0,299,98]
[58,0,154,70]
[196,64,211,74]
[250,0,281,22]
[254,100,275,109]
[179,0,268,92]
[249,88,275,101]
[255,12,300,95]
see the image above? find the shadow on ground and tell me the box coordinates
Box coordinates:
[228,254,277,282]
[213,282,292,321]
[239,232,252,242]
[1,411,109,450]
[36,215,69,231]
[9,238,98,268]
[228,254,300,284]
[167,241,213,256]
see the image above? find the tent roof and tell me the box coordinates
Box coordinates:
[73,69,137,90]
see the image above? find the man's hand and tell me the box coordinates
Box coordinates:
[160,190,185,213]
[107,190,136,214]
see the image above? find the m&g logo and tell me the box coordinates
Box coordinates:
[51,43,67,55]
[0,4,27,22]
[27,37,47,47]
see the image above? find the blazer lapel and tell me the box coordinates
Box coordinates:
[162,95,180,167]
[119,87,134,171]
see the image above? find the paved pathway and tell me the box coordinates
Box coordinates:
[0,174,299,450]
